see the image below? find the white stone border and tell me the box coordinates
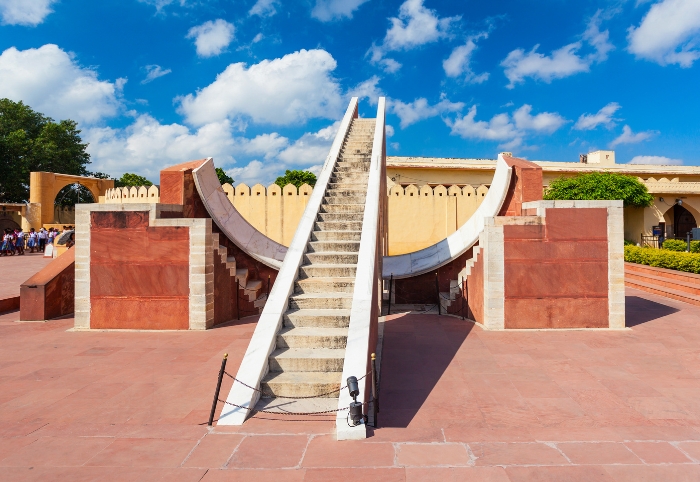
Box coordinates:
[382,154,512,279]
[336,98,386,440]
[73,203,214,331]
[217,98,360,426]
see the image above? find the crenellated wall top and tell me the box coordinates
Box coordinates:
[388,183,490,197]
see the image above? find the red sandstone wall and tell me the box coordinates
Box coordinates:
[393,249,472,304]
[90,211,190,329]
[499,156,543,217]
[20,247,75,321]
[466,250,484,323]
[503,208,609,329]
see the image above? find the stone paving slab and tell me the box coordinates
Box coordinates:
[2,288,700,479]
[0,252,52,301]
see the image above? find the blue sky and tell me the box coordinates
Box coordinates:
[1,0,699,185]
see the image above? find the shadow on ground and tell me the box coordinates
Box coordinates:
[626,295,680,327]
[377,313,472,428]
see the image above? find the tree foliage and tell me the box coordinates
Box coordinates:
[0,99,91,203]
[116,172,153,188]
[543,172,653,208]
[216,167,234,186]
[274,170,317,189]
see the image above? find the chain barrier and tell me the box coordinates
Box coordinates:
[217,398,359,416]
[223,371,370,399]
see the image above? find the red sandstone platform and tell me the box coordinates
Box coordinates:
[2,288,700,480]
[0,253,52,312]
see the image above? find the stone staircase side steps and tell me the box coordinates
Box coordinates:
[268,348,346,372]
[276,326,348,349]
[626,277,700,306]
[625,262,700,285]
[283,308,351,328]
[260,371,342,398]
[311,231,362,242]
[307,241,361,253]
[625,270,700,296]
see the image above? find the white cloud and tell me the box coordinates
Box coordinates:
[83,115,236,178]
[177,49,343,127]
[446,104,567,148]
[369,0,459,72]
[240,133,289,159]
[512,105,567,133]
[311,0,369,22]
[250,0,279,17]
[443,33,489,83]
[186,19,235,58]
[574,102,621,130]
[629,155,683,165]
[628,0,700,67]
[0,0,56,26]
[348,76,384,105]
[610,125,655,147]
[501,12,613,88]
[141,65,171,84]
[385,125,395,137]
[137,0,186,13]
[278,122,339,164]
[0,44,123,125]
[228,160,279,186]
[391,97,464,128]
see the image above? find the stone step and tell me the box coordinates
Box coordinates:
[299,264,357,278]
[314,221,363,231]
[268,348,346,372]
[295,277,355,293]
[323,197,366,206]
[319,204,366,214]
[304,252,359,265]
[289,293,353,310]
[307,241,360,253]
[334,162,371,170]
[316,212,364,222]
[276,326,348,349]
[331,174,369,183]
[310,231,362,242]
[235,268,248,285]
[283,308,351,328]
[260,371,341,398]
[326,183,367,191]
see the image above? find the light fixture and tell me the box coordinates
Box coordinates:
[347,376,364,426]
[677,198,683,206]
[659,197,664,203]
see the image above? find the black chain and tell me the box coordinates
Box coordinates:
[224,371,371,399]
[217,398,358,416]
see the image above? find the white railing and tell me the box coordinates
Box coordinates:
[217,98,360,425]
[336,97,386,440]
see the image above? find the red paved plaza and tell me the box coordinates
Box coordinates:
[2,287,700,480]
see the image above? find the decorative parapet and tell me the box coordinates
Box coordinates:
[388,183,490,197]
[640,178,700,194]
[103,185,160,203]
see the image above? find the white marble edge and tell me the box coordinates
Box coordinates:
[382,155,512,279]
[218,98,360,426]
[336,98,385,440]
[192,157,286,269]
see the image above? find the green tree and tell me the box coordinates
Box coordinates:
[116,172,153,187]
[543,172,653,208]
[275,170,317,189]
[216,167,234,186]
[0,99,91,203]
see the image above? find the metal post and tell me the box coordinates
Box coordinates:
[208,353,228,426]
[371,353,379,427]
[267,274,271,299]
[387,274,393,315]
[435,272,441,315]
[688,232,692,252]
[236,278,240,321]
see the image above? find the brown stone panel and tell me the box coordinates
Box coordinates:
[545,208,608,240]
[160,170,185,205]
[505,297,609,329]
[505,262,608,298]
[466,251,484,323]
[20,248,75,321]
[502,224,545,240]
[90,227,189,264]
[91,211,149,229]
[213,248,234,325]
[393,249,472,304]
[91,264,189,297]
[0,296,20,314]
[90,297,189,329]
[499,156,543,217]
[504,239,609,261]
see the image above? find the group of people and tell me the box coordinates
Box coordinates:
[1,226,74,256]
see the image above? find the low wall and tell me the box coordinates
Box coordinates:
[20,247,75,321]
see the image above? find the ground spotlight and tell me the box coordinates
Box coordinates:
[347,376,364,426]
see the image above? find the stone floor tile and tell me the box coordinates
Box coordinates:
[470,442,569,466]
[303,467,406,481]
[506,465,616,482]
[676,441,700,461]
[85,438,198,468]
[182,433,245,468]
[511,381,568,398]
[0,436,114,467]
[301,435,395,468]
[396,443,470,467]
[624,441,693,464]
[625,397,694,420]
[201,468,305,481]
[406,466,509,481]
[556,442,642,464]
[228,434,308,469]
[603,464,700,482]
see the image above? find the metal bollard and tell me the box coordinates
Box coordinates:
[208,353,228,426]
[688,232,692,252]
[371,352,379,427]
[236,279,240,321]
[387,274,393,315]
[435,272,441,315]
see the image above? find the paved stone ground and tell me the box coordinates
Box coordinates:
[0,252,52,300]
[2,287,700,480]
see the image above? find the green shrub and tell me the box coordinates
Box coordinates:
[625,245,700,274]
[662,239,687,251]
[692,241,700,253]
[624,239,636,246]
